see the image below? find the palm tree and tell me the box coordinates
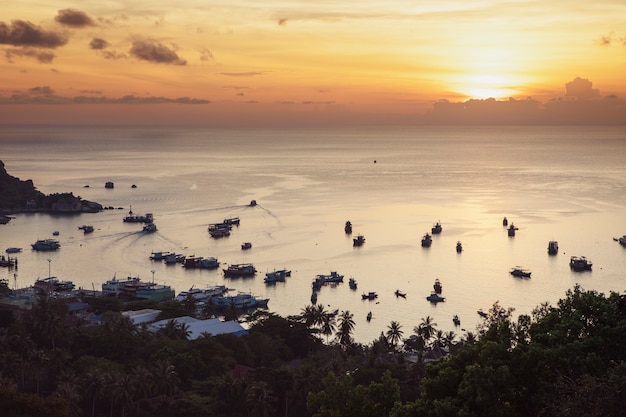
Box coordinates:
[151,360,179,397]
[320,311,336,343]
[245,380,276,417]
[443,330,457,347]
[414,315,437,345]
[300,305,318,328]
[386,321,404,348]
[335,310,355,346]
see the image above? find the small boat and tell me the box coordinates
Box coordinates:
[249,200,257,206]
[78,225,94,233]
[223,217,240,226]
[510,267,531,278]
[344,220,352,234]
[349,277,357,290]
[433,279,442,294]
[507,224,518,237]
[366,311,372,321]
[311,291,318,304]
[502,217,508,226]
[0,215,11,224]
[421,233,432,247]
[149,251,170,261]
[431,222,442,234]
[453,315,461,326]
[456,241,463,253]
[426,292,445,303]
[362,291,378,300]
[143,223,157,233]
[352,234,365,246]
[569,256,592,271]
[477,310,488,318]
[31,239,61,251]
[241,242,252,250]
[223,263,257,277]
[264,269,290,283]
[394,289,406,298]
[52,231,60,236]
[5,247,22,254]
[614,235,626,247]
[547,240,559,255]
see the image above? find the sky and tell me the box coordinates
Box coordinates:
[1,1,625,127]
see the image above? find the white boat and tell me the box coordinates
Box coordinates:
[312,271,344,289]
[175,285,228,302]
[150,251,170,260]
[426,292,445,303]
[213,292,268,310]
[102,275,142,296]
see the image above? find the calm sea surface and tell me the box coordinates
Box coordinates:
[1,125,625,343]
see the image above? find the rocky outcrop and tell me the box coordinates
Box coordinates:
[0,160,102,214]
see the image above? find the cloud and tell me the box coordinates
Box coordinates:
[220,72,265,77]
[100,50,127,60]
[0,89,209,105]
[565,77,600,100]
[0,20,68,48]
[199,47,214,62]
[55,9,95,28]
[129,39,186,65]
[89,37,109,50]
[5,47,56,63]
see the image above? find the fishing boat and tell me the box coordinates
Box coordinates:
[362,291,378,300]
[456,241,463,253]
[241,242,252,250]
[31,239,61,251]
[223,217,240,226]
[426,292,445,303]
[142,222,157,233]
[78,225,94,233]
[477,310,488,318]
[547,240,559,255]
[5,247,22,254]
[149,251,170,261]
[311,291,318,304]
[366,311,372,321]
[502,217,508,226]
[344,220,352,234]
[223,263,257,277]
[431,221,442,234]
[433,279,442,294]
[394,289,406,298]
[510,267,532,278]
[507,224,518,236]
[264,269,290,283]
[352,234,365,246]
[421,233,432,247]
[349,277,357,290]
[453,315,461,326]
[569,256,592,271]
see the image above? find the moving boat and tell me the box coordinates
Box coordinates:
[433,279,442,294]
[223,263,257,277]
[570,256,592,271]
[31,239,60,251]
[421,233,432,247]
[426,292,445,303]
[142,223,157,233]
[510,267,532,278]
[431,222,442,234]
[547,240,559,255]
[352,234,365,246]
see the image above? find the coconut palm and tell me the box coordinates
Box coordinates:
[320,311,336,343]
[386,321,404,348]
[335,310,355,346]
[414,315,437,345]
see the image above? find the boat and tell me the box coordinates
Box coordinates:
[311,291,318,304]
[507,224,518,236]
[569,256,592,271]
[208,222,232,238]
[421,233,432,247]
[264,269,290,283]
[477,310,488,318]
[213,292,269,310]
[433,279,442,294]
[142,223,157,233]
[426,292,445,303]
[345,220,352,234]
[0,256,17,268]
[5,247,22,254]
[223,263,257,277]
[183,256,220,269]
[453,315,460,326]
[502,217,508,226]
[123,213,153,223]
[34,276,75,292]
[78,225,94,233]
[431,222,442,234]
[362,291,378,300]
[52,231,60,236]
[352,234,365,246]
[313,271,344,287]
[175,285,228,302]
[614,235,626,247]
[102,275,142,296]
[0,215,11,224]
[394,289,406,298]
[241,242,252,250]
[366,311,372,321]
[149,251,170,261]
[349,277,357,290]
[31,239,61,251]
[456,241,463,253]
[510,267,532,278]
[223,217,240,226]
[135,283,175,302]
[164,253,185,264]
[547,240,559,255]
[249,200,257,206]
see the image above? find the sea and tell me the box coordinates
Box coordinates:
[1,125,625,344]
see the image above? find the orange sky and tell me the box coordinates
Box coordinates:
[1,1,626,126]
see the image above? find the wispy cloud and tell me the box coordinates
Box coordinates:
[0,20,68,48]
[89,37,109,50]
[5,47,56,63]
